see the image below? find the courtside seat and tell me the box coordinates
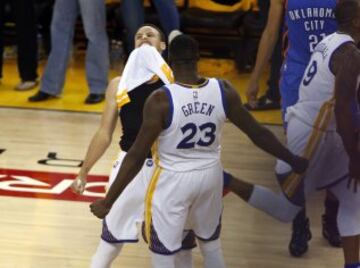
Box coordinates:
[179,0,263,71]
[181,8,244,31]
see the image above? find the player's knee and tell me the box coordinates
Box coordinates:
[276,202,300,223]
[274,192,301,222]
[198,239,221,253]
[151,252,176,268]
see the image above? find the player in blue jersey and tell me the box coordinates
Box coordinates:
[245,0,340,257]
[230,2,360,267]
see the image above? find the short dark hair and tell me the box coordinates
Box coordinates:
[138,23,166,42]
[168,34,199,62]
[335,0,360,27]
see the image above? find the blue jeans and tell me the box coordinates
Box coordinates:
[121,0,180,52]
[41,0,109,96]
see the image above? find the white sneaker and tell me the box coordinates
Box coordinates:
[14,81,38,91]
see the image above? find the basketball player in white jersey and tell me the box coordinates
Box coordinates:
[228,1,360,267]
[71,25,193,268]
[90,34,307,268]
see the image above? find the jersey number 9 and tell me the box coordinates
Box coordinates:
[303,60,317,86]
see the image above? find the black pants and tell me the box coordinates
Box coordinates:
[0,0,38,81]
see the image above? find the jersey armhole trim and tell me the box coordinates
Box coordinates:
[162,86,174,130]
[217,79,229,118]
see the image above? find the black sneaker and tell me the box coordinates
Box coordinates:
[28,91,53,102]
[322,214,341,247]
[84,93,105,104]
[244,95,281,111]
[289,218,312,257]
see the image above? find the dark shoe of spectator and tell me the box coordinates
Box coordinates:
[322,214,341,247]
[85,94,105,104]
[15,81,38,91]
[289,218,312,257]
[28,91,54,102]
[244,95,281,111]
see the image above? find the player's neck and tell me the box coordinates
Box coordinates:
[173,67,200,85]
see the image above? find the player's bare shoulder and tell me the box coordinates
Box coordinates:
[144,87,170,120]
[148,87,169,106]
[351,46,360,72]
[331,42,360,75]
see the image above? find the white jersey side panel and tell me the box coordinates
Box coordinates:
[155,78,227,171]
[286,32,354,130]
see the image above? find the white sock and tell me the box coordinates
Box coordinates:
[175,250,193,268]
[198,239,225,268]
[90,240,123,268]
[151,252,176,268]
[248,185,302,222]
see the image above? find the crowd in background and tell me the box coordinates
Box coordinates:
[0,0,265,104]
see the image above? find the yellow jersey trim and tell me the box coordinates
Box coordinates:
[144,165,162,244]
[282,97,335,197]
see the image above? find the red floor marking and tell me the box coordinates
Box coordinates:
[0,168,108,202]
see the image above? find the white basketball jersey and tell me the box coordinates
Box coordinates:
[154,78,227,172]
[286,32,354,131]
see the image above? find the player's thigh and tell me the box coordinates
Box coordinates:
[188,164,223,240]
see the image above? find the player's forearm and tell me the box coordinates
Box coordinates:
[79,130,112,176]
[335,107,360,161]
[250,126,297,165]
[103,151,145,207]
[249,29,278,84]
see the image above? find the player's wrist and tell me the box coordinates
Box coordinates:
[77,170,88,180]
[103,197,114,209]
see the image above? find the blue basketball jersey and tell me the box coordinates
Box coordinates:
[283,0,338,66]
[280,0,338,115]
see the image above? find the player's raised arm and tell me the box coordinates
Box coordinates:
[221,79,307,174]
[90,88,169,218]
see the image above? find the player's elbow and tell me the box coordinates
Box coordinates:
[126,149,147,168]
[96,129,113,146]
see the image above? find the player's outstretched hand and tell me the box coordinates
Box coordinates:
[90,199,111,219]
[71,175,87,194]
[291,155,308,174]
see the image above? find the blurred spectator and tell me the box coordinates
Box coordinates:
[244,0,281,110]
[244,32,282,110]
[35,0,55,57]
[120,0,180,54]
[0,0,38,90]
[29,0,109,104]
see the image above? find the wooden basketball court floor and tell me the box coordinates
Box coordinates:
[0,57,344,267]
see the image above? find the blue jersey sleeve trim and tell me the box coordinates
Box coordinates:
[162,86,173,129]
[217,79,229,118]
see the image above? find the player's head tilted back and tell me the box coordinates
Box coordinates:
[168,34,200,68]
[135,24,166,52]
[335,0,360,32]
